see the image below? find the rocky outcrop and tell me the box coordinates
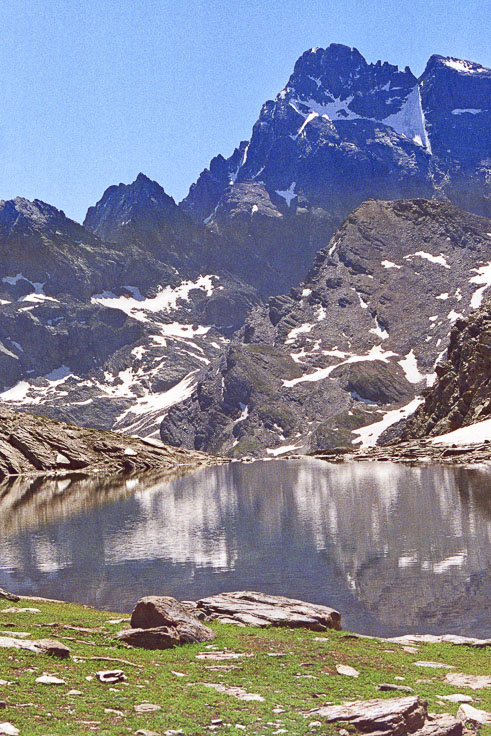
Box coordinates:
[307,697,463,736]
[398,297,491,440]
[192,591,341,631]
[0,406,215,478]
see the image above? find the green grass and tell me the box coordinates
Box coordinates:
[0,597,489,735]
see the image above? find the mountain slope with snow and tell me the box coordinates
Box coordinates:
[160,199,491,456]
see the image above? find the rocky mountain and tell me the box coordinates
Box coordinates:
[0,195,258,438]
[160,199,491,456]
[398,295,491,440]
[0,44,490,448]
[180,44,490,295]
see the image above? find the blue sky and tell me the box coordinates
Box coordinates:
[1,0,489,223]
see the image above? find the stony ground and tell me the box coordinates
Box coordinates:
[0,596,489,736]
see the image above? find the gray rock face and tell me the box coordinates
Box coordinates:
[161,199,491,456]
[195,591,341,631]
[398,296,491,440]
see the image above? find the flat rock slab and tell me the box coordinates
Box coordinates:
[457,704,491,725]
[134,704,162,714]
[445,673,491,690]
[387,634,491,648]
[195,651,251,661]
[129,596,215,644]
[35,675,66,685]
[200,683,264,702]
[414,662,456,669]
[117,622,213,649]
[1,608,40,614]
[439,695,474,704]
[0,636,70,658]
[195,591,341,631]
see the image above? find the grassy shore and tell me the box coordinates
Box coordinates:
[0,597,489,736]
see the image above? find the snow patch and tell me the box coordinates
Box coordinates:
[381,260,402,269]
[469,262,491,308]
[283,345,397,387]
[285,323,313,344]
[429,417,491,446]
[451,108,484,115]
[276,182,297,207]
[404,251,450,268]
[398,350,424,383]
[352,397,424,447]
[92,275,216,321]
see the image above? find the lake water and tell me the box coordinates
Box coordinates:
[0,458,490,638]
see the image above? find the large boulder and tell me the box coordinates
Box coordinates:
[122,596,216,648]
[195,591,341,631]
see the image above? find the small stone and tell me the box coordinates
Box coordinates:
[164,730,184,735]
[171,671,187,677]
[134,703,162,714]
[457,704,491,725]
[309,722,322,729]
[0,723,19,736]
[96,669,126,683]
[403,646,418,653]
[336,664,359,677]
[377,683,414,693]
[440,694,474,703]
[66,690,82,696]
[35,675,65,685]
[136,731,160,736]
[339,730,349,736]
[394,676,406,681]
[211,720,223,726]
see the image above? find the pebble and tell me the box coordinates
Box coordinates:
[136,731,160,736]
[66,690,82,696]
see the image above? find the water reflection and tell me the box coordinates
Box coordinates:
[0,459,489,637]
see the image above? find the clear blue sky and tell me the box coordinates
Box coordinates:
[1,0,489,223]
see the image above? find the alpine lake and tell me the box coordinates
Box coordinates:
[0,457,489,638]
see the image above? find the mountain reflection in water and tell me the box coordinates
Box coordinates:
[0,458,489,637]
